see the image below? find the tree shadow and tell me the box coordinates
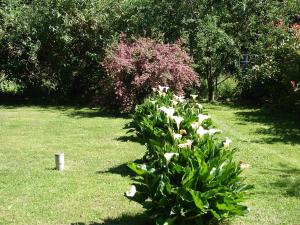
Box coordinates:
[71,213,153,225]
[235,107,300,145]
[265,163,300,198]
[0,98,128,119]
[67,108,128,119]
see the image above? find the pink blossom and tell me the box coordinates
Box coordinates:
[102,36,199,112]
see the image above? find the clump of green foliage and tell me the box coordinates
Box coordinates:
[125,87,253,225]
[217,77,238,101]
[0,0,111,98]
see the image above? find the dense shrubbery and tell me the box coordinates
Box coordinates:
[238,22,300,107]
[125,88,253,225]
[216,77,238,101]
[102,37,199,112]
[0,0,112,98]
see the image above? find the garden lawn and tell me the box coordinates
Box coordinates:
[205,104,300,225]
[0,103,299,225]
[0,104,145,225]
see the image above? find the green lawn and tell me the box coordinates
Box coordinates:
[0,103,299,225]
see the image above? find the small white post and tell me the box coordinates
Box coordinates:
[55,153,64,171]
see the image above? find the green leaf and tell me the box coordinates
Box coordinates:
[187,189,209,211]
[173,187,192,202]
[127,162,148,176]
[211,209,221,220]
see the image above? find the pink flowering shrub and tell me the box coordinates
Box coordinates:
[102,36,199,112]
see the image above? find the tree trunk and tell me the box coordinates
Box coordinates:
[207,61,214,102]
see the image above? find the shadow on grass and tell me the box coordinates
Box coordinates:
[67,108,128,119]
[234,107,300,145]
[115,135,141,143]
[71,213,152,225]
[267,163,300,198]
[0,97,127,119]
[97,159,144,177]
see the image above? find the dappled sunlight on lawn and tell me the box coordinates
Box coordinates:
[235,108,300,145]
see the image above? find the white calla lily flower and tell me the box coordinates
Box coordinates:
[198,114,210,124]
[196,126,209,137]
[190,94,198,100]
[172,116,184,130]
[158,85,164,92]
[159,106,175,117]
[196,103,203,110]
[178,140,193,149]
[173,133,182,140]
[152,87,157,92]
[191,122,200,130]
[164,86,170,92]
[223,137,232,148]
[240,162,251,170]
[171,100,178,106]
[158,85,169,92]
[164,152,179,163]
[208,128,221,136]
[125,185,137,197]
[149,100,157,105]
[158,91,165,96]
[210,167,217,176]
[174,95,185,103]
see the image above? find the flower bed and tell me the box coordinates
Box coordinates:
[125,87,253,225]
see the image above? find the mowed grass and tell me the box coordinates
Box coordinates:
[0,105,145,225]
[0,103,299,225]
[205,104,300,225]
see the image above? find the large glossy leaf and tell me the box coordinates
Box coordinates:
[187,189,209,211]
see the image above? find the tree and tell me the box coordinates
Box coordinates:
[114,0,300,101]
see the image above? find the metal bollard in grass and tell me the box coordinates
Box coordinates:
[55,153,64,171]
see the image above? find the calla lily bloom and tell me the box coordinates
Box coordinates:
[198,114,210,124]
[174,95,185,103]
[152,87,157,92]
[158,85,169,92]
[149,100,157,105]
[208,129,221,136]
[240,162,251,170]
[158,85,164,92]
[210,167,217,176]
[173,133,182,140]
[172,116,184,130]
[125,185,137,197]
[159,106,175,117]
[178,140,193,149]
[164,152,179,163]
[196,103,203,110]
[171,100,178,106]
[164,86,170,92]
[191,122,200,130]
[223,137,232,148]
[196,126,209,137]
[191,94,198,100]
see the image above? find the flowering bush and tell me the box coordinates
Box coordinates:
[127,87,208,161]
[102,37,199,112]
[238,19,300,108]
[125,87,253,225]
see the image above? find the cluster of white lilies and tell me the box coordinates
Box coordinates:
[126,86,250,197]
[153,86,235,163]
